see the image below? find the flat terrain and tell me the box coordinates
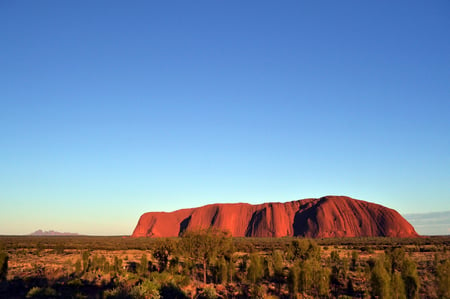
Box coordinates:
[0,235,449,298]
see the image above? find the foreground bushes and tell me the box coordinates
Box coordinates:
[1,233,449,298]
[369,248,420,299]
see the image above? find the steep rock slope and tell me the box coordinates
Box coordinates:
[132,196,418,238]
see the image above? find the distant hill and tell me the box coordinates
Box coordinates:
[404,211,450,236]
[30,229,80,236]
[132,195,418,238]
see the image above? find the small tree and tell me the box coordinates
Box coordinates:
[270,249,285,293]
[180,228,232,284]
[436,258,450,298]
[289,239,320,261]
[139,254,149,277]
[370,256,391,299]
[215,256,228,284]
[272,250,284,278]
[390,271,406,299]
[351,251,359,271]
[389,247,406,273]
[330,250,340,265]
[247,253,264,284]
[385,247,420,299]
[74,259,82,274]
[153,238,175,273]
[113,256,122,275]
[299,258,312,293]
[82,251,90,272]
[219,258,227,284]
[289,239,310,261]
[401,257,419,299]
[312,259,330,297]
[287,263,300,297]
[226,254,236,284]
[298,257,329,297]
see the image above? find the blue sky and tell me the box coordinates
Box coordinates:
[1,1,449,235]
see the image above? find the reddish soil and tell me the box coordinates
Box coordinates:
[132,196,418,238]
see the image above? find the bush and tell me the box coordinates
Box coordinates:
[370,256,390,299]
[82,251,90,272]
[401,257,419,299]
[113,256,123,274]
[390,272,406,299]
[26,287,57,298]
[287,263,300,296]
[299,258,330,297]
[179,229,232,284]
[139,254,149,277]
[215,256,228,284]
[247,253,264,284]
[153,239,175,273]
[103,286,130,299]
[198,286,218,299]
[271,250,284,279]
[436,258,450,299]
[74,259,82,274]
[249,284,266,299]
[351,251,359,271]
[130,280,161,299]
[289,239,320,261]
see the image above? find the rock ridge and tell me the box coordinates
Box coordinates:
[132,196,418,238]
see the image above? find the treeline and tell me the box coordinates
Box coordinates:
[1,235,449,252]
[0,230,450,298]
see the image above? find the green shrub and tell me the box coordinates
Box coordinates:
[247,253,264,284]
[289,239,320,261]
[436,258,450,299]
[216,256,228,284]
[287,263,300,296]
[198,286,218,299]
[74,258,82,274]
[153,239,175,273]
[401,257,419,299]
[179,229,232,284]
[82,251,90,272]
[390,272,406,299]
[113,256,123,274]
[130,280,161,299]
[103,286,129,299]
[272,250,284,279]
[370,256,391,299]
[26,287,57,298]
[139,254,148,277]
[350,251,359,271]
[249,284,266,299]
[299,258,330,297]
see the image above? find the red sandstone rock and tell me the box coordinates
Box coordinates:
[131,196,418,238]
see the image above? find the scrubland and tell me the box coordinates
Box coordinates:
[0,232,449,298]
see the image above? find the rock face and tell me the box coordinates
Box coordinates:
[132,196,418,238]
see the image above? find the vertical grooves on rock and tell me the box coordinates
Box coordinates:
[132,196,419,238]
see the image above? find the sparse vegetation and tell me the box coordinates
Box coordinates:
[0,234,449,298]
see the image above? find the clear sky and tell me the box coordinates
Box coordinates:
[1,1,449,235]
